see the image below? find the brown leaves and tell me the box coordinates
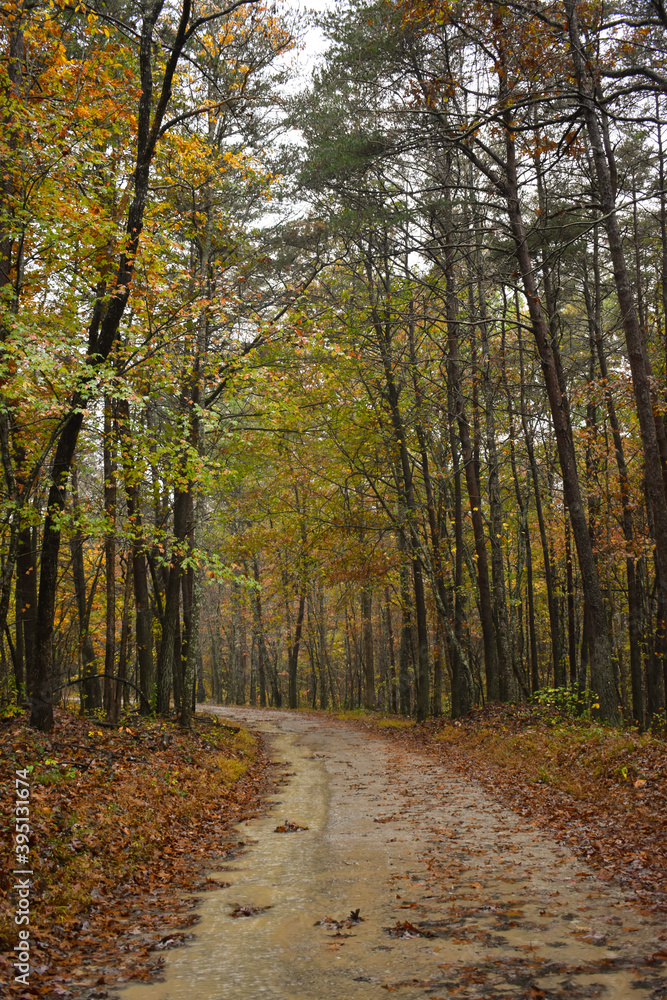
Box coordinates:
[230,904,271,918]
[385,919,436,938]
[274,819,308,832]
[315,909,364,930]
[152,932,192,950]
[0,708,273,998]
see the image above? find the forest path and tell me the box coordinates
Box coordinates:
[121,708,666,1000]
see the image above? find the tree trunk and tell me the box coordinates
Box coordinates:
[525,520,539,694]
[478,289,513,699]
[16,526,37,700]
[584,248,646,727]
[364,254,429,718]
[447,283,498,703]
[398,547,412,716]
[251,557,268,708]
[318,583,328,710]
[181,495,203,729]
[565,519,577,688]
[70,467,102,712]
[503,123,617,722]
[516,312,561,685]
[119,400,154,714]
[103,394,117,720]
[385,587,398,713]
[288,589,306,709]
[111,561,133,723]
[156,486,189,715]
[361,586,374,710]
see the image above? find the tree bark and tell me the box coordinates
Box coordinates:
[15,525,37,699]
[478,286,513,699]
[447,279,498,702]
[69,467,102,712]
[103,394,117,719]
[398,541,412,716]
[180,495,203,729]
[251,557,268,708]
[361,586,374,710]
[288,589,306,709]
[156,485,189,714]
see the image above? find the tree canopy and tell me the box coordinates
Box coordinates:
[2,0,667,730]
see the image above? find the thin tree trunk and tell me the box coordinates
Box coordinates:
[180,495,203,729]
[478,285,513,699]
[583,249,646,727]
[118,400,154,713]
[156,486,189,715]
[447,361,472,716]
[103,394,117,719]
[16,525,37,700]
[288,589,306,709]
[525,519,539,694]
[111,561,133,723]
[70,468,102,712]
[361,586,374,710]
[385,587,398,713]
[318,582,328,710]
[398,544,412,716]
[516,313,561,684]
[363,250,429,718]
[447,278,498,702]
[251,557,268,708]
[565,518,577,689]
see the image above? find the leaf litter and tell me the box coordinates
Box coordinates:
[0,707,275,999]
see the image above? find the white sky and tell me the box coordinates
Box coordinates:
[280,0,332,84]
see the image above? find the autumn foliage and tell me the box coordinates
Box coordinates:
[0,0,666,741]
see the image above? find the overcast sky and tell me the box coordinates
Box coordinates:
[281,0,332,84]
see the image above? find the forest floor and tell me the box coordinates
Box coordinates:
[1,703,666,999]
[0,708,275,999]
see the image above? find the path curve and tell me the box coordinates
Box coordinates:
[121,707,667,1000]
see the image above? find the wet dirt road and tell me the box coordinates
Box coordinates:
[121,708,667,1000]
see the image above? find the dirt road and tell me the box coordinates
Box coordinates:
[121,708,667,1000]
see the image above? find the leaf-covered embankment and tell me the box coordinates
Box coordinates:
[343,706,667,911]
[0,709,272,997]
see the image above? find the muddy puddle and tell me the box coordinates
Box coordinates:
[120,708,667,999]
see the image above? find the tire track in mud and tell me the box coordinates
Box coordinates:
[120,708,667,1000]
